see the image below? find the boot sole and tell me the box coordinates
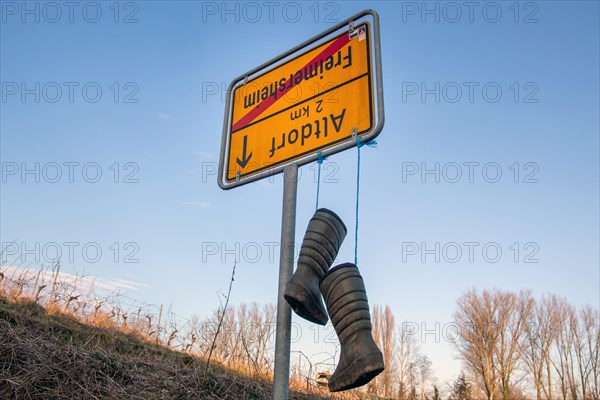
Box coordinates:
[283,281,328,325]
[329,351,384,392]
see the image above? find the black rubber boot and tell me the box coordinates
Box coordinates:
[283,208,346,325]
[319,263,384,392]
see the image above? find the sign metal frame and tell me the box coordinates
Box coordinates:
[218,9,384,189]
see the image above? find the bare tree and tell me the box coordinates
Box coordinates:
[523,294,560,400]
[396,321,421,399]
[200,300,276,377]
[580,305,600,400]
[369,305,397,397]
[243,302,276,377]
[495,290,534,399]
[572,306,588,400]
[553,298,579,399]
[415,354,433,400]
[453,288,500,400]
[368,305,382,396]
[573,305,599,400]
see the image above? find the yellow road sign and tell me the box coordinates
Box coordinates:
[220,20,381,188]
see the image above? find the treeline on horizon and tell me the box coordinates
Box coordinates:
[1,265,598,399]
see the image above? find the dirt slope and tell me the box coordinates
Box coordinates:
[0,296,330,400]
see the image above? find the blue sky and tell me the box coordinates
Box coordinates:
[1,0,599,387]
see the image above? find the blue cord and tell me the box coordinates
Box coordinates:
[315,152,325,210]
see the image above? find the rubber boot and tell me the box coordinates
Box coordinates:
[283,208,346,325]
[320,263,384,392]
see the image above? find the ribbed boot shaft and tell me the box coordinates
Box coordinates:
[320,264,372,342]
[283,208,347,325]
[298,209,346,276]
[319,262,384,392]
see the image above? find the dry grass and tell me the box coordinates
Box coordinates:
[0,294,338,400]
[0,265,380,400]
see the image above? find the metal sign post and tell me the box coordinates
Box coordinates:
[272,163,298,400]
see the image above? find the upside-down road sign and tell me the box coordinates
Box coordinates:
[218,11,383,189]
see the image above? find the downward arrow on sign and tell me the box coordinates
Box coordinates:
[236,135,253,168]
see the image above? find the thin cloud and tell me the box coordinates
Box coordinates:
[0,265,149,294]
[179,200,212,209]
[156,112,171,120]
[111,278,150,291]
[193,151,215,160]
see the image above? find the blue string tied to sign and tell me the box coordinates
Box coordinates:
[357,138,378,149]
[354,138,377,266]
[315,151,328,211]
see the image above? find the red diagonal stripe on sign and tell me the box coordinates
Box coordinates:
[231,33,351,133]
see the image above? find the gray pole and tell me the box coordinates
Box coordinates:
[272,163,298,400]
